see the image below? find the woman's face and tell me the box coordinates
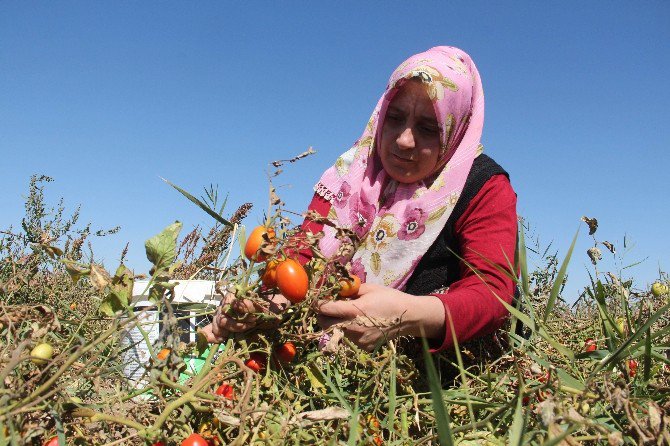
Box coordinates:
[379,80,441,184]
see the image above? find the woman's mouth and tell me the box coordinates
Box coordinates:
[392,153,414,163]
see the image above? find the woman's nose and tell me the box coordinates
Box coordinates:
[396,127,415,150]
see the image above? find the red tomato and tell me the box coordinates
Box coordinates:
[151,442,165,446]
[628,359,639,377]
[245,352,267,373]
[43,437,59,446]
[181,433,209,446]
[338,274,361,298]
[156,348,171,361]
[261,259,279,288]
[274,342,297,363]
[276,259,309,304]
[584,338,597,352]
[215,383,235,400]
[244,226,275,261]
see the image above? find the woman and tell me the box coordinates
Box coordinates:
[204,46,517,352]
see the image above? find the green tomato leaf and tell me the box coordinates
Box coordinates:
[145,221,182,271]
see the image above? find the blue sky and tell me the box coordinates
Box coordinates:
[1,2,668,299]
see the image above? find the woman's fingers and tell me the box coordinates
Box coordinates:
[202,323,226,343]
[315,299,363,319]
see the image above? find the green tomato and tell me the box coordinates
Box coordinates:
[651,282,669,297]
[30,343,54,365]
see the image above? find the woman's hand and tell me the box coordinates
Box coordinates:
[202,292,290,343]
[314,283,445,351]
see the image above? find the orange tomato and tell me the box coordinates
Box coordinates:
[244,226,275,261]
[261,259,279,288]
[157,348,171,361]
[274,342,297,363]
[276,259,309,304]
[339,274,361,298]
[245,352,267,373]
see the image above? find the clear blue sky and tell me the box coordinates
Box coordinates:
[1,2,668,299]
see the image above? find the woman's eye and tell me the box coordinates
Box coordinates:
[421,126,439,134]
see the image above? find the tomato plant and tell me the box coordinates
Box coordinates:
[156,348,171,361]
[31,343,54,365]
[276,259,308,304]
[338,274,361,298]
[583,338,597,352]
[215,383,235,400]
[181,433,209,446]
[244,226,275,261]
[245,352,267,373]
[274,342,297,363]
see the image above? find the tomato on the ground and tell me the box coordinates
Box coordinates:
[244,226,276,261]
[274,342,297,363]
[628,359,639,377]
[583,338,597,352]
[31,343,54,365]
[339,274,361,298]
[245,352,267,373]
[276,259,308,304]
[181,433,209,446]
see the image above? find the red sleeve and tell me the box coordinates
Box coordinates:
[430,174,518,352]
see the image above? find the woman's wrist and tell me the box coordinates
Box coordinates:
[400,294,446,340]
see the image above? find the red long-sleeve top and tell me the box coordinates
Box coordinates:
[298,174,517,351]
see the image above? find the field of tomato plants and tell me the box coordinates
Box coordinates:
[1,170,669,445]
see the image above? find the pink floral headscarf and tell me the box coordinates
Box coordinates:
[314,46,485,290]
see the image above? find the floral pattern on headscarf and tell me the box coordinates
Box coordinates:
[313,46,486,290]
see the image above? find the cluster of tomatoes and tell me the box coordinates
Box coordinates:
[245,225,361,302]
[244,341,297,373]
[244,226,309,304]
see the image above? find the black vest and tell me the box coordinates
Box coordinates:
[403,154,509,296]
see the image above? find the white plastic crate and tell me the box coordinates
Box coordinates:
[120,280,221,383]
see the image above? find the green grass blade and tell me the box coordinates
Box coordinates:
[421,337,455,446]
[161,177,233,227]
[544,227,579,323]
[508,383,527,446]
[518,222,530,297]
[387,353,397,436]
[644,328,652,381]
